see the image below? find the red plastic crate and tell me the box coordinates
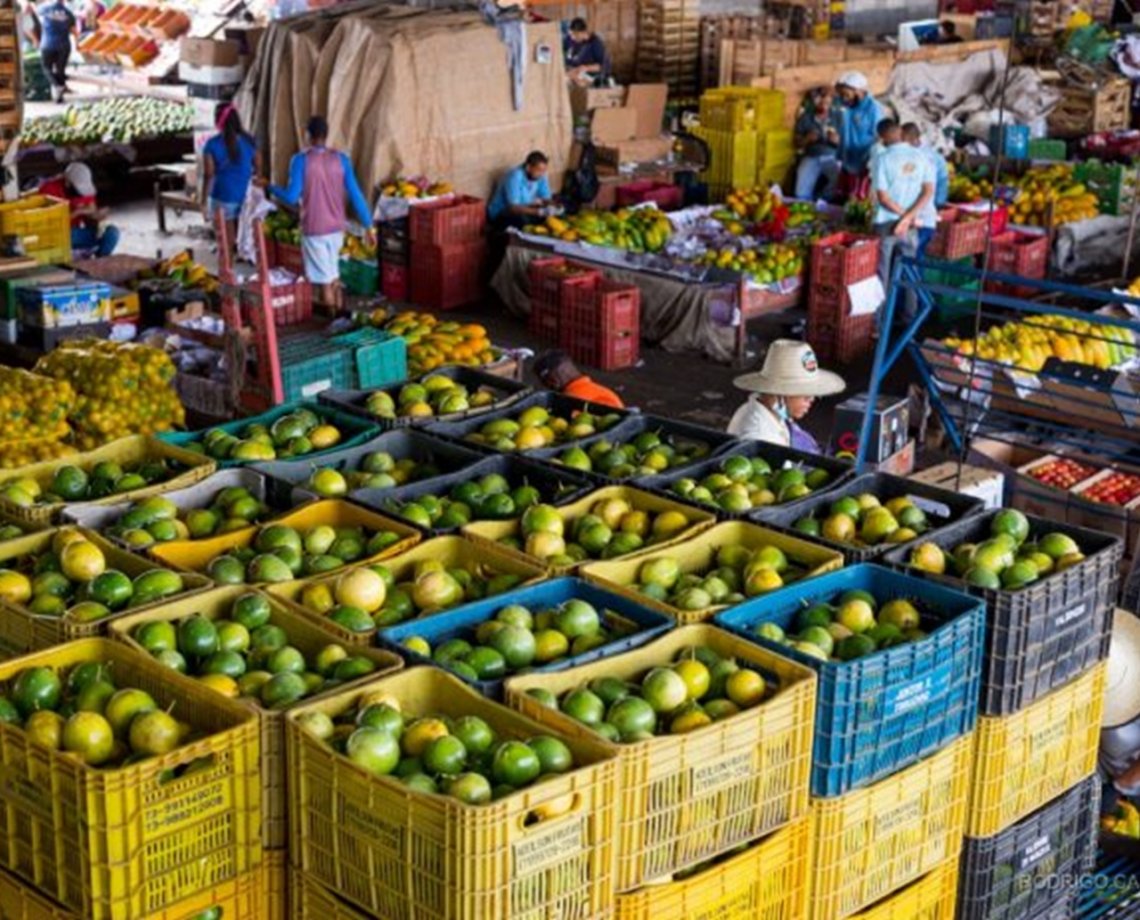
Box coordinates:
[242,277,313,327]
[408,196,486,245]
[807,284,855,323]
[381,261,408,301]
[985,230,1049,298]
[409,240,486,310]
[810,232,880,287]
[928,207,989,259]
[526,257,600,342]
[807,311,875,364]
[615,180,684,211]
[269,241,304,276]
[560,278,641,370]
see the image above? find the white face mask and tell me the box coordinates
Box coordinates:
[771,397,790,422]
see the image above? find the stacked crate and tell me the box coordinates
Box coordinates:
[408,196,487,310]
[713,564,986,920]
[698,14,762,90]
[807,232,881,364]
[379,217,409,301]
[636,0,700,96]
[694,87,791,200]
[0,3,17,154]
[880,509,1120,919]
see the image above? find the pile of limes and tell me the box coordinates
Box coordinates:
[631,543,810,613]
[203,522,405,585]
[382,471,580,531]
[0,457,189,509]
[186,408,345,463]
[297,559,529,634]
[299,692,578,804]
[399,598,625,682]
[501,498,695,565]
[0,530,188,622]
[36,341,184,449]
[529,646,774,742]
[789,494,934,548]
[463,405,625,452]
[304,451,448,499]
[131,591,381,707]
[0,660,197,766]
[365,374,501,421]
[669,454,835,513]
[106,485,271,549]
[551,429,713,479]
[0,367,74,442]
[0,438,79,470]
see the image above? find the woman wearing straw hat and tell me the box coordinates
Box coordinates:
[727,340,846,454]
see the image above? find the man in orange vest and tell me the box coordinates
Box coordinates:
[534,350,625,409]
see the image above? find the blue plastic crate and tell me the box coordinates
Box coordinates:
[714,563,985,797]
[989,124,1029,159]
[159,401,380,469]
[377,576,674,698]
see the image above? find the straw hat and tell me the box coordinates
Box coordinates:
[733,340,846,397]
[1105,608,1140,729]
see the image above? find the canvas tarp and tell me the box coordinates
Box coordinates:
[236,7,573,200]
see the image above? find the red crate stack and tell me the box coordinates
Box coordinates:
[985,230,1049,298]
[407,196,487,310]
[927,207,989,259]
[241,277,313,327]
[561,278,641,370]
[807,232,880,364]
[381,262,408,301]
[615,180,684,211]
[527,257,600,342]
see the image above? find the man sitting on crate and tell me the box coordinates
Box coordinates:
[488,151,554,233]
[263,115,375,312]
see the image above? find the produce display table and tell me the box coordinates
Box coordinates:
[493,237,802,365]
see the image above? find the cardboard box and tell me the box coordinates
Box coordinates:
[179,59,245,86]
[591,107,639,144]
[867,439,915,476]
[831,392,909,462]
[1039,358,1140,434]
[180,36,240,68]
[570,85,626,118]
[224,24,265,59]
[626,83,668,138]
[595,136,673,169]
[910,461,1005,511]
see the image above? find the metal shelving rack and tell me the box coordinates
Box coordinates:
[855,256,1140,470]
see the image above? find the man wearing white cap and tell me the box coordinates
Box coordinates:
[49,162,118,257]
[834,71,883,200]
[727,340,846,454]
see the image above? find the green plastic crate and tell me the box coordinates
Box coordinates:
[332,328,408,389]
[339,258,379,297]
[1027,138,1067,161]
[1074,160,1135,216]
[923,259,981,323]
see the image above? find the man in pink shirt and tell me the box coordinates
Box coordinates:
[266,115,374,310]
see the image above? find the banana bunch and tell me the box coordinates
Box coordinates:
[1103,800,1140,839]
[723,186,780,223]
[145,251,217,294]
[341,235,377,260]
[1008,165,1098,226]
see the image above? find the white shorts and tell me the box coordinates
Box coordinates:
[302,232,343,284]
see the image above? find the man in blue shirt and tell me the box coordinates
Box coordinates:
[835,71,882,199]
[488,151,552,231]
[871,118,933,319]
[902,122,949,259]
[566,18,609,86]
[33,0,76,103]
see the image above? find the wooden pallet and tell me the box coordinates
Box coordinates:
[1048,78,1131,137]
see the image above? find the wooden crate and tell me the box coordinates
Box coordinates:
[1048,78,1130,137]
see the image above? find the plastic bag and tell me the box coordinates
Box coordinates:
[237,184,276,263]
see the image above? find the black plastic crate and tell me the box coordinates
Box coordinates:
[755,471,986,563]
[959,775,1099,920]
[319,366,532,430]
[253,428,485,507]
[523,413,741,484]
[18,320,110,351]
[634,439,855,518]
[352,452,593,536]
[883,511,1121,716]
[424,390,634,453]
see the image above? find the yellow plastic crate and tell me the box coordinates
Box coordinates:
[266,849,288,920]
[967,662,1105,837]
[580,520,844,623]
[269,534,548,645]
[0,195,72,264]
[506,624,817,892]
[809,735,973,920]
[699,88,785,132]
[0,638,261,920]
[149,499,422,580]
[287,666,618,920]
[614,818,811,920]
[462,484,717,575]
[108,585,403,849]
[847,857,959,920]
[692,126,759,191]
[0,435,216,525]
[0,862,269,919]
[0,528,213,656]
[758,129,795,169]
[292,870,373,919]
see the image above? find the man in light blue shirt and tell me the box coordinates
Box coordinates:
[903,122,949,259]
[871,118,934,317]
[488,151,553,230]
[835,71,883,196]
